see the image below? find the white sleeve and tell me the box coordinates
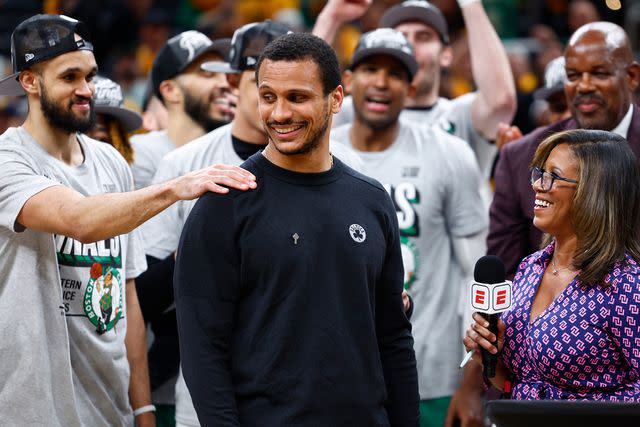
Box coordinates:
[442,132,489,238]
[138,156,183,259]
[0,147,59,232]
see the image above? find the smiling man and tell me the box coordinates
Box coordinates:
[175,32,419,426]
[488,21,640,278]
[0,14,255,427]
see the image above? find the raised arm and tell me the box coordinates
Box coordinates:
[312,0,372,44]
[17,164,256,243]
[461,1,516,139]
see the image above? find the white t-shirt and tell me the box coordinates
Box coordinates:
[0,127,147,426]
[130,130,176,190]
[332,122,488,400]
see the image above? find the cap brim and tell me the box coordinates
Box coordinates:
[95,105,143,132]
[351,48,418,81]
[0,73,26,96]
[201,61,241,74]
[533,83,564,100]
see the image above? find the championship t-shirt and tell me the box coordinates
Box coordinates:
[0,127,147,426]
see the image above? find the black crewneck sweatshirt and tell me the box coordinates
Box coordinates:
[175,153,419,426]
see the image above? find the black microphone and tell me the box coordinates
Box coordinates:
[471,255,511,378]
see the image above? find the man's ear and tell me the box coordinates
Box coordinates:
[407,81,417,98]
[626,62,640,94]
[342,70,353,95]
[226,72,241,90]
[19,70,40,95]
[439,45,453,69]
[330,84,344,114]
[159,80,181,104]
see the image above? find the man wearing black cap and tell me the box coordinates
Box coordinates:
[139,21,362,427]
[324,0,515,182]
[130,31,234,190]
[0,14,255,427]
[332,27,487,427]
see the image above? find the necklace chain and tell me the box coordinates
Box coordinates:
[262,147,334,169]
[551,257,573,275]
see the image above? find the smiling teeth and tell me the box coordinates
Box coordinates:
[535,199,551,208]
[274,126,301,134]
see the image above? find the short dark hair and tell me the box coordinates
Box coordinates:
[255,32,341,96]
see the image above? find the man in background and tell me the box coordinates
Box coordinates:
[332,28,487,427]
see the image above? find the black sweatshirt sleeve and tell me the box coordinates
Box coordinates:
[135,254,175,323]
[376,198,420,427]
[174,193,241,427]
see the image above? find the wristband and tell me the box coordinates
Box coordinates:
[133,404,156,417]
[458,0,481,7]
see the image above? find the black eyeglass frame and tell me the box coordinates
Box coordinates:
[530,167,578,191]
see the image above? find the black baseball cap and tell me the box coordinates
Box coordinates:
[0,14,94,96]
[151,31,232,99]
[533,56,566,101]
[349,28,418,81]
[379,1,449,45]
[93,76,142,132]
[201,20,291,74]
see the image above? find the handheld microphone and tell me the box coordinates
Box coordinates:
[470,255,512,378]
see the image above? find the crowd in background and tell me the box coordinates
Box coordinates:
[1,1,640,426]
[0,0,635,136]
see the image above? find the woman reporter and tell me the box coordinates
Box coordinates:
[464,129,640,400]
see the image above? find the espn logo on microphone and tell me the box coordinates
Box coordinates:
[470,281,512,314]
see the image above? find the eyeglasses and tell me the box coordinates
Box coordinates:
[530,167,578,191]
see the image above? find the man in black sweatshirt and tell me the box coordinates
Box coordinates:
[174,32,420,427]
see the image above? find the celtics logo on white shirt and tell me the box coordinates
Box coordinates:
[85,263,123,335]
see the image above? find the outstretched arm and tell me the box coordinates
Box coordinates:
[312,0,372,44]
[17,164,256,243]
[461,1,516,139]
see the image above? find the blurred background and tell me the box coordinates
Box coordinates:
[0,0,635,135]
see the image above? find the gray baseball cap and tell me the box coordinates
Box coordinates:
[93,76,142,132]
[379,1,449,44]
[533,57,566,101]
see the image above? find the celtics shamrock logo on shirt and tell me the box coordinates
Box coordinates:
[84,262,123,335]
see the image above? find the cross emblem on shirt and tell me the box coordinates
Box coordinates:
[292,233,299,245]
